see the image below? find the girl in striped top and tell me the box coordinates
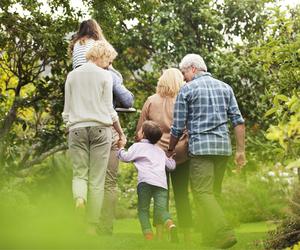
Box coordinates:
[69,19,134,109]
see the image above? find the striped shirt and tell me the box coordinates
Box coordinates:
[171,72,244,156]
[72,39,95,69]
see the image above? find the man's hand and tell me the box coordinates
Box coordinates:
[118,133,127,149]
[235,151,246,172]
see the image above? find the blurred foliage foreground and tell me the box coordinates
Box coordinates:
[1,0,300,249]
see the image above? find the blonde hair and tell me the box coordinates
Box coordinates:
[86,40,118,65]
[69,19,106,53]
[156,68,184,97]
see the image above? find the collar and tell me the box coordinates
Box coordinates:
[140,139,150,143]
[192,71,211,80]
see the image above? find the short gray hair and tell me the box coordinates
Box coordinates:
[179,54,207,72]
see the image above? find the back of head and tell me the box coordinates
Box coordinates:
[142,121,162,144]
[156,68,184,97]
[69,19,105,52]
[179,53,207,72]
[86,40,118,65]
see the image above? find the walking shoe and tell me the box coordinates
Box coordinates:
[75,197,85,209]
[144,232,154,240]
[165,219,179,243]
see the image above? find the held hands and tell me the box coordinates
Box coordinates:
[118,133,127,149]
[235,151,246,173]
[166,149,176,159]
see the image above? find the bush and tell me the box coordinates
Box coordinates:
[221,173,290,225]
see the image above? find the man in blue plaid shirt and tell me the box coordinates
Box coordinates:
[168,54,246,249]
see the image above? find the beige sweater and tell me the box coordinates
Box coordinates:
[62,62,118,130]
[136,94,188,165]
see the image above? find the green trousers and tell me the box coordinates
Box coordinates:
[189,155,234,244]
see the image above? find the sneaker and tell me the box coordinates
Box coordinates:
[170,226,179,243]
[165,220,179,243]
[75,197,85,209]
[144,232,154,240]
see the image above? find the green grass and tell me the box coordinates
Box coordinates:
[0,211,273,250]
[0,172,276,250]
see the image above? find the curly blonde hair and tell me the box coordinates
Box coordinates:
[86,40,118,65]
[156,68,184,97]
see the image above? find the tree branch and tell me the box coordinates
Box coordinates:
[17,143,68,177]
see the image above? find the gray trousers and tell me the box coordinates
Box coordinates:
[68,125,112,224]
[99,128,119,234]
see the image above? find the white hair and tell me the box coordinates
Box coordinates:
[179,54,207,72]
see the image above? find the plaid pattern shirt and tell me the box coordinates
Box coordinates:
[171,72,245,156]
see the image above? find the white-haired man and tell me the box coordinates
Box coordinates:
[168,54,246,249]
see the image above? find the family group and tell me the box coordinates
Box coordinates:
[62,19,246,249]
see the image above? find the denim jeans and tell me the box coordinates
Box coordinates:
[137,182,171,234]
[68,125,112,224]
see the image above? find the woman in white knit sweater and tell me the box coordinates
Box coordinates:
[62,40,126,235]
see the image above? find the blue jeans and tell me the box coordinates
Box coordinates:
[137,182,171,234]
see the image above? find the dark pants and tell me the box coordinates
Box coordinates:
[167,160,193,229]
[189,155,234,244]
[137,182,171,234]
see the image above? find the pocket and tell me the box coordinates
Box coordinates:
[90,126,111,145]
[68,127,86,147]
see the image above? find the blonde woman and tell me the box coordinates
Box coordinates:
[69,19,134,235]
[136,68,193,241]
[62,40,126,235]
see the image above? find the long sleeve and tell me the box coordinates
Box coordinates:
[110,69,134,108]
[227,87,245,127]
[103,73,119,122]
[118,144,138,162]
[62,74,71,126]
[171,89,188,138]
[165,156,176,171]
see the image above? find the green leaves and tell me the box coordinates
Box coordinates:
[0,0,79,170]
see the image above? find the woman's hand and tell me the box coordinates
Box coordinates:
[118,133,127,149]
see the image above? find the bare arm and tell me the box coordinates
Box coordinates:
[234,123,246,170]
[113,119,127,148]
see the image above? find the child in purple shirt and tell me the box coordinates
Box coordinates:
[118,121,178,242]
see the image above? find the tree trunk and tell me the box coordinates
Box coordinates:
[0,101,18,140]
